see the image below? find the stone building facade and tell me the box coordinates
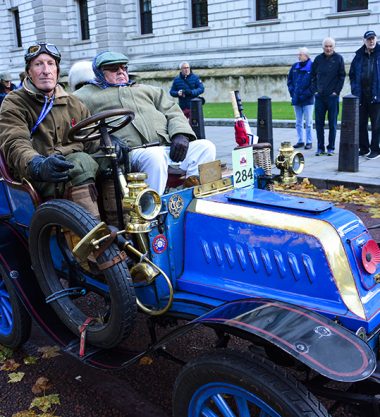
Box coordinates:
[0,0,378,101]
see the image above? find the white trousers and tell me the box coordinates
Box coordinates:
[130,139,216,194]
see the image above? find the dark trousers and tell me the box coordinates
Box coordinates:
[359,100,380,153]
[315,94,339,152]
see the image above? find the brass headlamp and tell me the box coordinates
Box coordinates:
[123,173,162,233]
[275,141,304,185]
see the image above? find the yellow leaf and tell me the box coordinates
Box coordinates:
[8,372,25,383]
[0,359,21,371]
[37,346,61,359]
[32,376,52,394]
[12,411,38,417]
[30,394,60,413]
[23,356,38,365]
[0,345,14,362]
[139,355,154,365]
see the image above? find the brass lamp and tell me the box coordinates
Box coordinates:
[275,141,305,185]
[123,172,162,233]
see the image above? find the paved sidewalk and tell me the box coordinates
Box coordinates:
[205,123,380,192]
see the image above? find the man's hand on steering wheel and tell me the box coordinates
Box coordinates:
[27,154,74,183]
[170,134,189,162]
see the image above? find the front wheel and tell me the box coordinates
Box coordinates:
[29,200,137,349]
[173,349,330,417]
[0,265,31,349]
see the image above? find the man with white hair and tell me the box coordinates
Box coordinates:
[311,37,346,156]
[287,47,314,150]
[170,61,204,119]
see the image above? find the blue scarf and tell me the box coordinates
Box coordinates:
[88,52,134,89]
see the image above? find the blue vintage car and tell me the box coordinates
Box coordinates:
[0,109,379,417]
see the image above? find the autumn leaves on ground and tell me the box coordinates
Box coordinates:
[0,345,62,417]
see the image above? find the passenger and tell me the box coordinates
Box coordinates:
[74,51,216,195]
[0,72,17,107]
[0,42,100,218]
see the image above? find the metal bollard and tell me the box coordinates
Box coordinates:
[257,96,274,162]
[338,95,359,172]
[190,98,206,138]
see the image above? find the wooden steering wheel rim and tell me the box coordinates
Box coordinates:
[68,109,135,142]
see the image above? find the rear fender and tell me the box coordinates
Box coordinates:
[0,221,78,347]
[190,298,376,383]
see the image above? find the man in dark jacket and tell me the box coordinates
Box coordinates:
[287,47,314,150]
[311,37,346,156]
[349,30,380,160]
[170,62,204,119]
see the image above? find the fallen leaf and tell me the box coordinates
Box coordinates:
[0,359,21,371]
[23,356,38,365]
[8,372,25,383]
[0,345,14,362]
[30,394,60,413]
[12,411,38,417]
[37,346,61,359]
[139,355,153,365]
[32,376,52,394]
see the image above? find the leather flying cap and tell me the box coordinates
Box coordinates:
[95,51,129,69]
[363,30,377,39]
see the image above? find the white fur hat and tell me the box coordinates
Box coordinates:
[68,60,94,91]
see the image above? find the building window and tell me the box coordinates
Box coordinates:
[12,8,22,47]
[337,0,368,12]
[78,0,90,40]
[192,0,208,28]
[256,0,278,20]
[140,0,152,34]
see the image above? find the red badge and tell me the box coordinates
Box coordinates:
[71,118,77,127]
[152,234,168,254]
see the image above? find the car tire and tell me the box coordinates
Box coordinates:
[29,199,136,349]
[173,349,331,417]
[0,265,31,349]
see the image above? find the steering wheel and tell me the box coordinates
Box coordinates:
[68,109,135,142]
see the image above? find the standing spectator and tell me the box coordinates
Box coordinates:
[0,72,16,107]
[349,30,380,160]
[170,61,204,119]
[311,37,346,156]
[287,47,314,150]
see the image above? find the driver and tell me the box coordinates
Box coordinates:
[74,51,216,195]
[0,42,100,218]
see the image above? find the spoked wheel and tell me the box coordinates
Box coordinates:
[29,200,137,349]
[0,265,31,349]
[173,350,331,417]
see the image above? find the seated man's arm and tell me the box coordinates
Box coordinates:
[0,95,40,179]
[153,87,197,141]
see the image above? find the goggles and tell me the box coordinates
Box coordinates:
[25,43,61,63]
[102,64,128,73]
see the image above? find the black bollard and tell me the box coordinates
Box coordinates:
[190,97,206,138]
[257,96,274,162]
[338,95,359,172]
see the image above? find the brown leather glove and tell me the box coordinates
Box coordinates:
[169,134,189,162]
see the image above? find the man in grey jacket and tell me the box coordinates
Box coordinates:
[74,51,216,195]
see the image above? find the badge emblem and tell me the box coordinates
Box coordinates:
[168,194,184,218]
[152,234,168,254]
